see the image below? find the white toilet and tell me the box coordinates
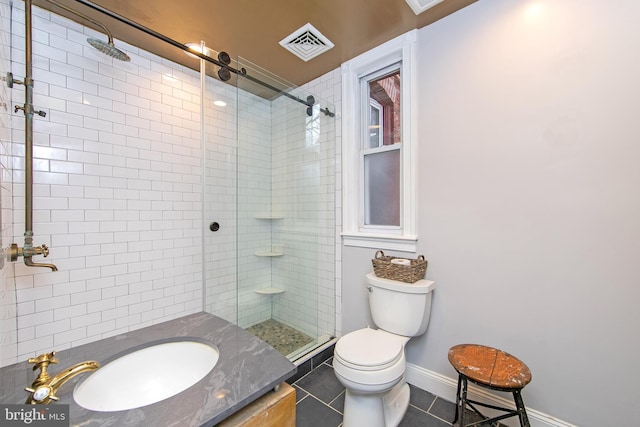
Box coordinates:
[333,272,436,427]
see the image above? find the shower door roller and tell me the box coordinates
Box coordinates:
[209,222,220,232]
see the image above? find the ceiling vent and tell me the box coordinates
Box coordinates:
[279,23,334,62]
[405,0,445,15]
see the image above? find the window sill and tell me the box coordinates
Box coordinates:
[342,232,418,252]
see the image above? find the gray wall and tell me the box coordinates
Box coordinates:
[341,0,640,426]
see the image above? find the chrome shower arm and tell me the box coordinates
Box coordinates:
[44,0,116,45]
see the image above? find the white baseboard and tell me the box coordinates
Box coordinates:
[405,363,577,427]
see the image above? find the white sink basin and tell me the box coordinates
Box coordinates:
[73,340,219,412]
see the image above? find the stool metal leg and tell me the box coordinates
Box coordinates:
[459,376,468,427]
[452,374,530,427]
[453,374,462,425]
[512,389,530,427]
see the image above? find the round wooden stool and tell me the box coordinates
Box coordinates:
[448,344,532,427]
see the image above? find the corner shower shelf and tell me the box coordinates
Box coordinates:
[255,214,284,220]
[255,287,285,295]
[254,250,284,257]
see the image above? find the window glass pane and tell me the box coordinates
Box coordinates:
[368,70,401,146]
[369,101,382,148]
[364,149,400,226]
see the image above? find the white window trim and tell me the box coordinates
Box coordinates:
[341,30,418,252]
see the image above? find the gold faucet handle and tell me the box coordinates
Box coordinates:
[28,351,58,370]
[25,385,59,403]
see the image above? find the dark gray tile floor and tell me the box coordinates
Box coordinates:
[292,357,462,427]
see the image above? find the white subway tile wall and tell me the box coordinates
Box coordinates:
[0,0,18,366]
[1,1,340,366]
[9,3,204,362]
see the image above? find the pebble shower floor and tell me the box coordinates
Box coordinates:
[246,319,314,357]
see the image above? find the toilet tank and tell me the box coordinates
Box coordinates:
[367,272,436,337]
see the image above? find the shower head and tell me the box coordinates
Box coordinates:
[87,37,130,61]
[44,0,131,62]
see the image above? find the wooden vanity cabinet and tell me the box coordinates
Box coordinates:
[219,382,295,427]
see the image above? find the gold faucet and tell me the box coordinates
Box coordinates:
[25,351,100,404]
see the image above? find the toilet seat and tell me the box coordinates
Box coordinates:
[334,328,404,370]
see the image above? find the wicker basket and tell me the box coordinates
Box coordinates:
[371,250,428,283]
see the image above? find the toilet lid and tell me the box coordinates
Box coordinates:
[335,329,403,369]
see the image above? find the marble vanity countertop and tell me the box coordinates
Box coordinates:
[0,312,296,427]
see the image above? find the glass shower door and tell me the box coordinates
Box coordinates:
[202,53,239,325]
[235,59,334,360]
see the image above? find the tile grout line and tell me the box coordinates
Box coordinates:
[327,389,345,411]
[301,393,344,416]
[425,395,456,424]
[294,381,344,415]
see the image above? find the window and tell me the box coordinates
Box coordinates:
[363,67,401,228]
[342,31,417,252]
